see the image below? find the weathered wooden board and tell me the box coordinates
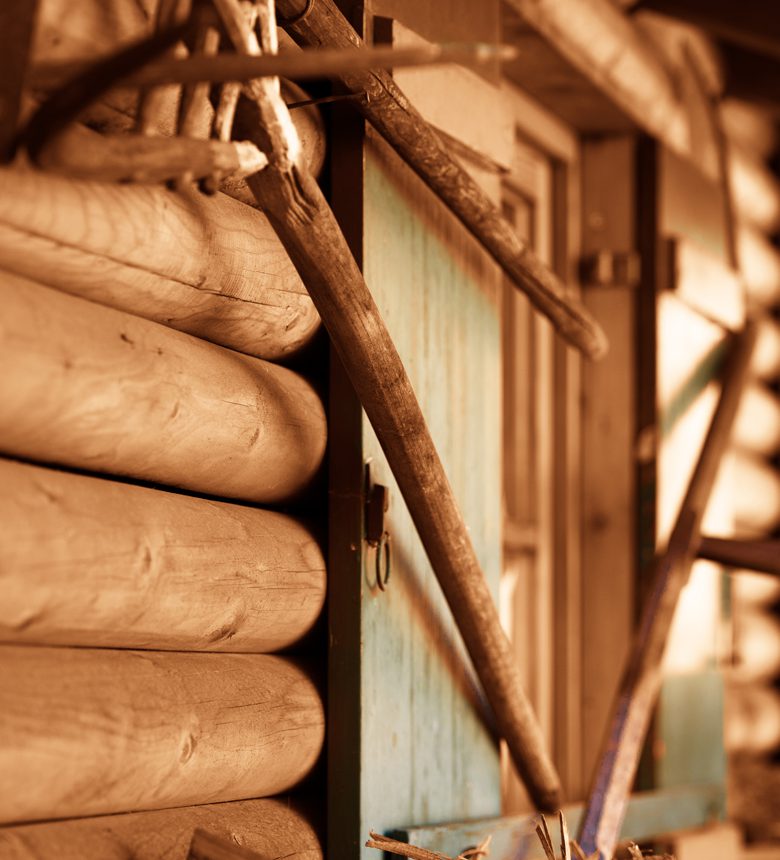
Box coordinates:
[0,458,325,651]
[0,273,326,503]
[0,646,324,823]
[0,164,319,359]
[351,127,503,853]
[0,797,322,860]
[394,784,725,859]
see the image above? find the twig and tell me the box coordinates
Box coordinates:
[366,831,450,860]
[365,831,492,860]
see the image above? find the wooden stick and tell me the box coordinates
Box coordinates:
[0,798,323,860]
[36,121,267,183]
[274,0,607,360]
[698,535,780,576]
[0,162,319,359]
[577,323,759,859]
[0,458,326,652]
[30,42,517,91]
[365,831,450,860]
[0,646,324,823]
[0,273,326,504]
[233,0,562,811]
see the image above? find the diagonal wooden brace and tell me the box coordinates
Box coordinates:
[229,0,563,813]
[577,323,759,859]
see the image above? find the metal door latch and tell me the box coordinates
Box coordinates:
[364,462,391,590]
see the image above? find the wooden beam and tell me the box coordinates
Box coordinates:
[0,458,326,651]
[636,0,780,61]
[0,163,319,360]
[0,646,324,823]
[698,535,780,576]
[0,273,326,504]
[502,0,691,153]
[0,798,323,860]
[275,0,607,360]
[577,323,758,860]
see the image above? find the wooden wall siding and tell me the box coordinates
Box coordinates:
[0,798,322,860]
[0,165,319,360]
[354,128,503,849]
[0,647,324,823]
[0,273,326,503]
[0,458,325,652]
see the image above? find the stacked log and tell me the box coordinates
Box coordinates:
[0,459,325,651]
[1,3,329,848]
[0,647,324,823]
[0,165,319,359]
[0,272,326,502]
[0,799,322,860]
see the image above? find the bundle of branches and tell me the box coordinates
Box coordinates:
[365,812,675,860]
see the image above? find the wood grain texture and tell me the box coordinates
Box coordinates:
[0,273,326,503]
[0,163,319,359]
[0,646,324,824]
[0,458,325,651]
[0,798,321,860]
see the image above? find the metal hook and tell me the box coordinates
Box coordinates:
[375,531,391,591]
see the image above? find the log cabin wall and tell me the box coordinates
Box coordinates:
[0,1,328,856]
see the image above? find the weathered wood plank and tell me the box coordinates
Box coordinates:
[0,273,326,503]
[0,797,321,859]
[0,646,324,823]
[0,457,325,651]
[0,164,319,359]
[393,784,725,859]
[354,128,504,848]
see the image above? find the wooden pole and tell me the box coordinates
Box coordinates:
[698,535,780,576]
[31,41,517,90]
[228,0,561,808]
[577,323,758,859]
[0,273,326,504]
[273,0,607,360]
[0,798,322,860]
[0,458,326,651]
[0,646,324,824]
[0,162,319,360]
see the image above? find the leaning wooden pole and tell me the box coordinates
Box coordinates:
[577,323,758,859]
[225,0,562,812]
[274,0,607,360]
